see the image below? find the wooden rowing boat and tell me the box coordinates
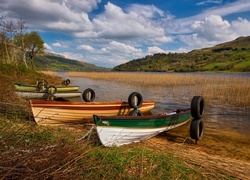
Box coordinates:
[16,91,81,99]
[14,82,79,92]
[29,92,155,125]
[93,96,205,147]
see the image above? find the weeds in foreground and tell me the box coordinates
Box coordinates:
[0,117,206,180]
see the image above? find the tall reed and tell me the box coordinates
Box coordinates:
[67,72,250,108]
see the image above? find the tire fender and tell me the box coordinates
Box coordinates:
[47,94,56,101]
[191,96,205,119]
[62,79,70,86]
[128,109,143,116]
[190,118,204,140]
[82,88,95,102]
[128,92,143,109]
[36,82,47,92]
[47,85,57,95]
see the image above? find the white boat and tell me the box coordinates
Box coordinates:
[16,91,81,99]
[93,96,205,147]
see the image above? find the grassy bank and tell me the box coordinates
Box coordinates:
[0,117,239,179]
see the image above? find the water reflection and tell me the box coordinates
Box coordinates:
[58,72,250,136]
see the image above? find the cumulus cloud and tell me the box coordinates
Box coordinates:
[77,44,95,52]
[178,14,250,49]
[147,46,166,55]
[52,42,63,47]
[103,41,142,55]
[191,15,234,41]
[78,2,166,40]
[52,42,68,48]
[44,43,52,50]
[231,17,250,36]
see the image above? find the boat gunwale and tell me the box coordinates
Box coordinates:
[94,109,191,120]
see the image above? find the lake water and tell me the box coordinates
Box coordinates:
[57,72,250,136]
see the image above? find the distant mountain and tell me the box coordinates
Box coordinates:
[34,53,110,72]
[112,36,250,72]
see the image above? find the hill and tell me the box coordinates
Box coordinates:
[34,53,110,72]
[112,36,250,72]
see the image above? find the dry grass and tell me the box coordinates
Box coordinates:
[67,72,250,108]
[39,71,58,76]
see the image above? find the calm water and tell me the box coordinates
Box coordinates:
[57,72,250,136]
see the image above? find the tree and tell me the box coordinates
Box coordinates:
[26,31,45,70]
[13,18,28,67]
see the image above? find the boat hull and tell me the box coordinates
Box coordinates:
[14,84,79,92]
[93,111,192,147]
[29,100,155,125]
[16,91,81,99]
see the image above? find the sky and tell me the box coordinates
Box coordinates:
[1,0,250,68]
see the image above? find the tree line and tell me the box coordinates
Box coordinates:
[0,16,44,70]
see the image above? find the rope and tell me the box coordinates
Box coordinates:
[77,126,95,141]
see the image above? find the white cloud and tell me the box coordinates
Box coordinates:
[44,43,52,50]
[77,44,94,52]
[62,52,85,61]
[196,0,222,6]
[176,0,250,33]
[179,33,217,49]
[84,2,166,40]
[191,15,234,41]
[104,41,143,55]
[231,17,250,36]
[178,14,250,49]
[147,46,166,55]
[63,0,101,13]
[52,42,63,47]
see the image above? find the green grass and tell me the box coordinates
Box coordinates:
[233,60,250,71]
[0,116,205,179]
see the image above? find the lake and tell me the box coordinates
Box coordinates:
[57,72,250,136]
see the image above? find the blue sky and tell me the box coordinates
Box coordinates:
[1,0,250,68]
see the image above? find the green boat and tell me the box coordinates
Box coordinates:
[14,82,79,92]
[93,96,205,147]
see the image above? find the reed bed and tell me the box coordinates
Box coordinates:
[39,71,58,76]
[67,72,250,108]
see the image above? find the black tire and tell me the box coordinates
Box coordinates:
[128,109,143,116]
[47,94,56,101]
[65,79,70,86]
[46,85,57,95]
[191,96,205,119]
[82,88,95,102]
[128,92,143,109]
[43,79,48,86]
[61,80,66,86]
[190,118,204,140]
[36,82,47,92]
[62,79,71,86]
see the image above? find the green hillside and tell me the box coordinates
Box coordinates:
[34,54,110,72]
[112,36,250,72]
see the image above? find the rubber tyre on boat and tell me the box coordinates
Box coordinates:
[36,82,47,92]
[47,94,56,101]
[190,118,204,140]
[191,96,205,119]
[82,88,95,102]
[128,92,143,109]
[46,85,57,95]
[128,109,143,116]
[62,79,71,86]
